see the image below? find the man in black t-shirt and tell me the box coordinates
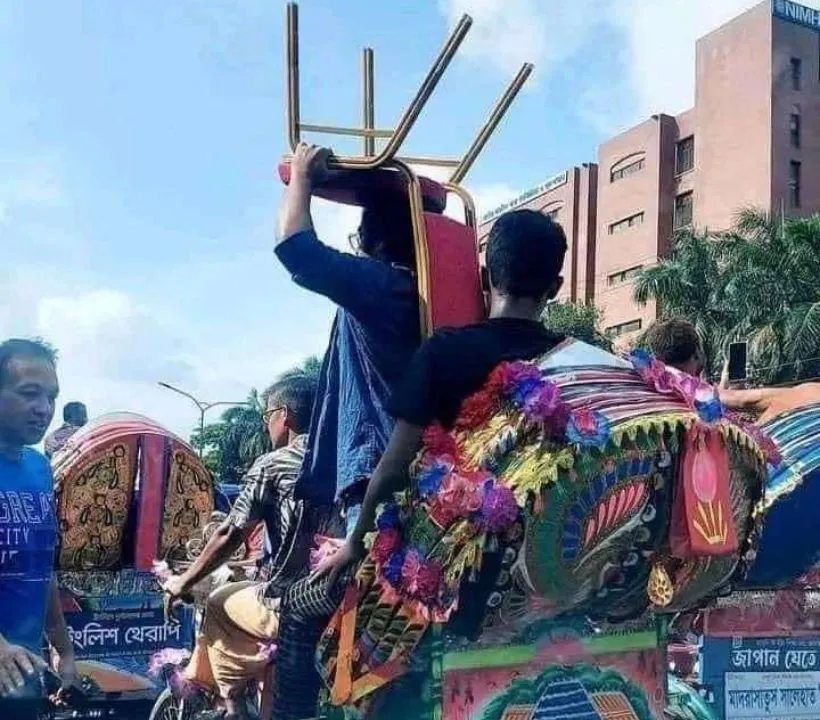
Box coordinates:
[272,208,568,720]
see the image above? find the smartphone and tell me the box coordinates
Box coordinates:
[728,342,748,382]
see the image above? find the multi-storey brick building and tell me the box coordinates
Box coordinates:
[478,0,820,340]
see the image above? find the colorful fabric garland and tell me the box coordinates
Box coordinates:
[362,352,779,621]
[364,359,614,617]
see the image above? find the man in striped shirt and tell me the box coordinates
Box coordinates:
[163,372,316,717]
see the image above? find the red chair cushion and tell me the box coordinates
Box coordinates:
[422,212,485,331]
[278,162,447,213]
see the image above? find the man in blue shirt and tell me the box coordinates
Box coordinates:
[273,143,421,720]
[274,143,420,533]
[0,339,76,715]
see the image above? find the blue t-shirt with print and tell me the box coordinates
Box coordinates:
[0,449,58,654]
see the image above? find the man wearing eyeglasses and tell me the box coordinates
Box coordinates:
[163,372,317,718]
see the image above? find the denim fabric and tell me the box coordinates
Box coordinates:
[344,503,362,537]
[275,230,419,505]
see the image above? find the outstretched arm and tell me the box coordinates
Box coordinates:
[275,144,397,320]
[164,520,246,598]
[717,357,780,415]
[720,383,820,424]
[349,421,424,548]
[164,466,269,598]
[719,387,783,413]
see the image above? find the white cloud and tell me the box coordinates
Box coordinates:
[0,156,68,222]
[470,182,520,219]
[609,0,765,119]
[438,0,602,79]
[0,283,325,441]
[437,0,819,133]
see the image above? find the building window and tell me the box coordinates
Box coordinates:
[544,207,561,222]
[790,112,801,148]
[607,265,643,286]
[675,136,694,175]
[606,319,642,338]
[790,160,802,208]
[674,192,694,230]
[608,211,645,235]
[791,57,802,90]
[611,157,645,182]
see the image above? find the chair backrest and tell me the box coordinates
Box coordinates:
[278,161,486,336]
[418,211,485,332]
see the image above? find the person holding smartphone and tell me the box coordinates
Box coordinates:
[645,318,820,423]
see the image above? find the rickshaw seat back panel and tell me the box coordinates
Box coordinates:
[158,442,214,563]
[278,162,447,213]
[57,436,139,571]
[421,211,484,331]
[134,433,167,570]
[55,413,214,573]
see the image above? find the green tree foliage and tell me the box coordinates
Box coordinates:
[543,301,612,351]
[634,210,820,384]
[191,355,322,482]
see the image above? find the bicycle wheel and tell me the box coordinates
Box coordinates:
[148,687,210,720]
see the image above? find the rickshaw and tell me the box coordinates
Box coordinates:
[46,412,214,718]
[150,4,812,718]
[271,6,777,719]
[694,403,820,720]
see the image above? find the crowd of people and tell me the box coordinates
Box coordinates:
[1,142,818,719]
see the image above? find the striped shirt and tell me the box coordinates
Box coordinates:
[228,435,308,601]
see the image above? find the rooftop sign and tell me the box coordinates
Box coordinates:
[481,171,569,224]
[773,0,820,30]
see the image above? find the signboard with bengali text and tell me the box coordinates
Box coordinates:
[481,171,569,223]
[66,605,192,660]
[703,636,820,719]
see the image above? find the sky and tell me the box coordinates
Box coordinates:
[0,0,788,439]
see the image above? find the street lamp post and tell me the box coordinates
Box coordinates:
[157,382,250,457]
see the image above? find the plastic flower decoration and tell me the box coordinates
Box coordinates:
[566,409,612,449]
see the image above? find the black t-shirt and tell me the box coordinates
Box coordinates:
[387,317,564,430]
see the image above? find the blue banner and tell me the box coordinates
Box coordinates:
[65,604,193,661]
[773,0,820,31]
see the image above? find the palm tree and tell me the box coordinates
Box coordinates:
[720,209,820,383]
[277,354,322,382]
[542,301,612,351]
[633,228,731,377]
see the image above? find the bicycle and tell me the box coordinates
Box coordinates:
[149,555,276,720]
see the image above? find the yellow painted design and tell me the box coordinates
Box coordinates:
[647,563,674,607]
[693,500,728,545]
